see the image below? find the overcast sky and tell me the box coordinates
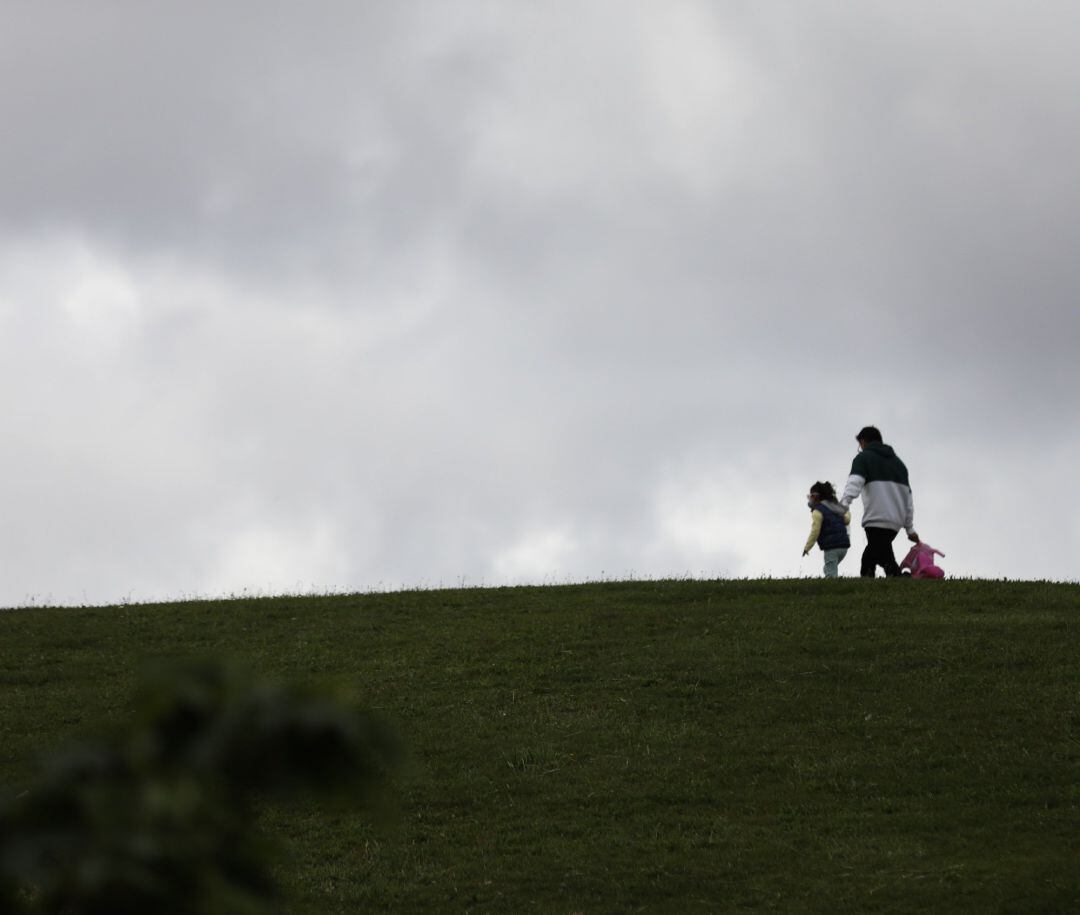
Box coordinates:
[1,1,1078,606]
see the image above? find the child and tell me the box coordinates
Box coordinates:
[802,481,851,578]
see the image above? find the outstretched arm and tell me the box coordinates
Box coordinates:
[803,510,822,555]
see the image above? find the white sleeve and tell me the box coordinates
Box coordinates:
[840,474,865,508]
[904,487,915,533]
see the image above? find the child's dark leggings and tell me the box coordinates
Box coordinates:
[861,527,902,577]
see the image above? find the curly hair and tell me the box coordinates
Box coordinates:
[810,481,837,501]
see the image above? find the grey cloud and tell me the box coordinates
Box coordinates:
[2,2,1079,604]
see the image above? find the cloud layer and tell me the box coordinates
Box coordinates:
[2,2,1078,604]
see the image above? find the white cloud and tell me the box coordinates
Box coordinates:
[203,516,352,598]
[60,246,142,344]
[493,528,579,583]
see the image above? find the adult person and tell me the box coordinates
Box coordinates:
[839,426,919,577]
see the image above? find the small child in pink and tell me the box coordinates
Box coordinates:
[900,542,945,579]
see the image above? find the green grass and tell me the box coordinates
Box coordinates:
[2,579,1078,913]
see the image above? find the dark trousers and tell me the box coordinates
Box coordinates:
[861,527,901,577]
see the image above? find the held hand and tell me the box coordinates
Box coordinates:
[802,549,810,557]
[908,531,920,543]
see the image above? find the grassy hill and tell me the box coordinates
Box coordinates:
[2,579,1078,913]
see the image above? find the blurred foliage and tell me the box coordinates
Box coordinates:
[0,660,399,914]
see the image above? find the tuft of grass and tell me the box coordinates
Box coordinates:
[2,578,1079,913]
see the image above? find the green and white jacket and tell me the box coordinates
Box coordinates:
[839,442,915,533]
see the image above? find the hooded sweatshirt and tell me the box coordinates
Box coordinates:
[840,442,915,533]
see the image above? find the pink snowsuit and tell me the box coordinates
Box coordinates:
[900,542,945,579]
